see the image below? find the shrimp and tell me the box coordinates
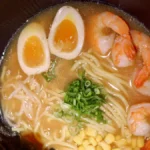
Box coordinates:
[127,103,150,137]
[112,35,135,67]
[135,76,150,96]
[131,30,150,88]
[87,11,136,67]
[87,13,115,55]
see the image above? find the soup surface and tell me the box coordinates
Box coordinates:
[1,1,150,150]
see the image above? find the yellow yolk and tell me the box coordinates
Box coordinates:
[54,19,78,52]
[23,36,45,67]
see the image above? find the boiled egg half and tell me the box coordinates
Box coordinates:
[48,6,84,59]
[17,23,50,75]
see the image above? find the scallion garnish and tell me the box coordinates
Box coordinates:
[64,73,107,123]
[42,59,58,82]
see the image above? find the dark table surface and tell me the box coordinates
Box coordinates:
[0,0,150,55]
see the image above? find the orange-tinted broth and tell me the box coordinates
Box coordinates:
[1,1,150,149]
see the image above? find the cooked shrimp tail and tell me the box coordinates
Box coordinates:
[124,35,136,59]
[131,30,150,88]
[112,36,135,67]
[134,66,149,88]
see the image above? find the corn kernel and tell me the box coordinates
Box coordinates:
[78,146,85,150]
[137,136,144,148]
[88,137,97,146]
[79,130,85,140]
[100,141,111,150]
[83,140,89,147]
[115,135,121,141]
[104,133,115,144]
[96,145,103,150]
[95,135,102,143]
[95,135,103,142]
[86,145,95,150]
[86,127,97,137]
[115,139,127,147]
[127,138,132,144]
[132,137,137,148]
[123,146,132,150]
[73,136,82,145]
[112,148,121,150]
[133,148,140,150]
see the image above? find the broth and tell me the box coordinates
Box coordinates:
[0,1,150,150]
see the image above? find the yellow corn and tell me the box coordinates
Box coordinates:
[88,137,97,146]
[78,146,85,150]
[96,145,103,150]
[74,126,144,150]
[133,148,140,150]
[79,130,85,140]
[96,135,103,143]
[122,147,132,150]
[115,139,127,147]
[85,127,97,137]
[115,135,121,141]
[86,145,95,150]
[137,136,144,148]
[82,140,89,147]
[127,137,132,144]
[104,133,115,144]
[100,141,111,150]
[73,136,82,145]
[132,136,137,148]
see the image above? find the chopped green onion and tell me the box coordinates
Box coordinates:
[73,99,76,106]
[73,87,79,93]
[85,80,91,87]
[77,93,81,101]
[42,58,58,82]
[64,73,107,123]
[94,88,100,95]
[84,88,92,97]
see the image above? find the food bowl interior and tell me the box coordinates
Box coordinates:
[0,0,150,150]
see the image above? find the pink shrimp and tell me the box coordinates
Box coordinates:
[131,30,150,88]
[112,35,135,67]
[100,11,129,36]
[87,11,136,67]
[86,13,115,55]
[127,103,150,137]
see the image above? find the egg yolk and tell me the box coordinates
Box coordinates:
[23,36,45,67]
[54,19,78,52]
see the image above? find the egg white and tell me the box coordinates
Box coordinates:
[17,23,50,75]
[48,6,85,59]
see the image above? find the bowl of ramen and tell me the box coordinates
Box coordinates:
[0,0,150,150]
